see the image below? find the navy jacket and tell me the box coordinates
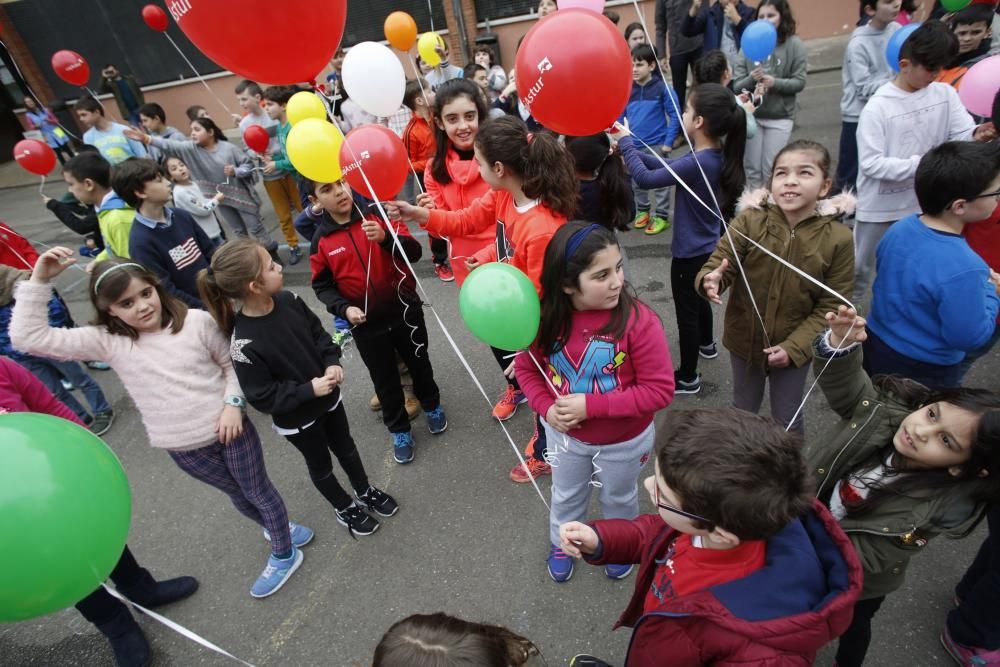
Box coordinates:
[682,2,755,53]
[129,207,216,308]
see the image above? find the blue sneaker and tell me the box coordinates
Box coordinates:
[250,547,303,598]
[605,563,634,580]
[393,431,414,464]
[547,545,574,583]
[425,406,447,434]
[263,521,314,548]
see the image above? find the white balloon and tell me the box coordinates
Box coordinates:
[342,42,406,118]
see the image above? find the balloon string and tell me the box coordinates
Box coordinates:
[352,200,374,316]
[407,157,426,196]
[427,0,436,32]
[163,34,236,119]
[38,175,46,196]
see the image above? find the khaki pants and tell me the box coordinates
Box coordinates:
[263,174,302,248]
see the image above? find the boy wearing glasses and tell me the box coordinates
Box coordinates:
[863,140,1000,388]
[560,408,862,667]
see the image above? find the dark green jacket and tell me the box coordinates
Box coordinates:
[99,74,145,118]
[805,337,985,599]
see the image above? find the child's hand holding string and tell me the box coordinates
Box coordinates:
[311,375,336,397]
[345,306,366,326]
[559,521,599,558]
[217,405,244,445]
[701,258,729,305]
[31,247,76,284]
[763,345,790,368]
[825,305,868,348]
[553,394,587,430]
[361,219,386,243]
[324,365,343,387]
[386,200,429,224]
[415,193,436,210]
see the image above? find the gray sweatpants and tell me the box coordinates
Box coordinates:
[632,144,672,220]
[852,219,895,307]
[546,421,654,546]
[216,204,277,250]
[730,353,810,434]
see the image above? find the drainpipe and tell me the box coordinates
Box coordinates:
[452,0,471,65]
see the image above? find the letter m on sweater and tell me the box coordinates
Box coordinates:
[549,339,621,394]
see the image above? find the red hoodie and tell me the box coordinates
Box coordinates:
[963,203,1000,324]
[516,302,675,444]
[0,221,39,270]
[424,189,566,294]
[0,356,82,424]
[586,500,863,667]
[423,149,493,286]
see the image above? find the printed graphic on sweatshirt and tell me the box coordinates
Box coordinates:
[231,338,252,364]
[547,337,625,394]
[495,219,514,262]
[168,237,204,271]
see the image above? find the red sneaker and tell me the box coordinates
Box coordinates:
[510,457,552,483]
[491,385,526,421]
[434,263,455,282]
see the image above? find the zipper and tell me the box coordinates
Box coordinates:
[843,525,917,539]
[815,404,882,498]
[347,231,377,301]
[624,611,691,664]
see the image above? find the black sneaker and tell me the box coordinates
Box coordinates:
[675,374,701,395]
[90,410,115,436]
[698,341,719,359]
[355,486,399,517]
[335,503,379,538]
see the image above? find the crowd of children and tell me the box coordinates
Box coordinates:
[5,1,1000,665]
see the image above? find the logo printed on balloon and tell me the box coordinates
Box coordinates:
[340,150,372,175]
[167,0,192,21]
[520,58,554,112]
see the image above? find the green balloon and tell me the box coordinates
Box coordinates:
[941,0,972,11]
[459,263,540,351]
[0,413,131,622]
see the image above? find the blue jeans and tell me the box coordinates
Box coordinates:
[19,356,111,422]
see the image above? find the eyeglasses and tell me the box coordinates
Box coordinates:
[652,481,715,532]
[968,188,1000,202]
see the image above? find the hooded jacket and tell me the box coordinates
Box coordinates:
[309,208,422,338]
[423,149,493,286]
[585,500,863,666]
[96,191,136,260]
[695,190,855,368]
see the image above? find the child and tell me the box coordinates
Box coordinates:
[621,44,680,236]
[113,158,216,307]
[698,140,854,432]
[185,105,210,122]
[938,4,996,89]
[864,141,1000,387]
[619,83,747,394]
[682,0,755,61]
[0,355,197,667]
[731,0,807,190]
[63,152,134,260]
[402,79,452,282]
[198,239,399,536]
[564,133,636,237]
[560,408,862,666]
[692,49,760,137]
[262,86,312,208]
[424,42,464,91]
[239,81,303,264]
[374,613,541,666]
[835,0,901,195]
[0,265,114,435]
[472,45,507,102]
[811,306,1000,667]
[538,0,557,17]
[389,116,578,480]
[10,250,313,599]
[165,156,225,246]
[137,102,185,164]
[307,178,447,465]
[516,222,675,582]
[624,21,647,50]
[854,20,990,304]
[75,97,147,165]
[126,118,281,262]
[23,96,74,165]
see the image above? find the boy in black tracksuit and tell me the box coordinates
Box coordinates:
[306,178,446,465]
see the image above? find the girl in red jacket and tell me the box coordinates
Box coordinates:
[391,115,578,482]
[516,222,675,583]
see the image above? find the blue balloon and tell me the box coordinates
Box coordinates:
[741,19,778,63]
[885,23,921,73]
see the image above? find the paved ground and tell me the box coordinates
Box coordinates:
[1,66,995,667]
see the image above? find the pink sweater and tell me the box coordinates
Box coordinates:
[10,280,242,451]
[515,302,675,445]
[0,356,83,424]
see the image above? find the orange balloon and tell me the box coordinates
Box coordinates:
[384,11,418,51]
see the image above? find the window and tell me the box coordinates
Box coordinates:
[474,0,538,22]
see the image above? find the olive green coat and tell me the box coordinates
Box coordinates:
[805,339,985,599]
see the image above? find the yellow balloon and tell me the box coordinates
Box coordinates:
[417,32,446,67]
[286,91,328,126]
[286,118,343,183]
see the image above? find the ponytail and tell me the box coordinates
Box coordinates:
[196,238,267,336]
[476,116,578,218]
[565,133,633,231]
[688,83,747,220]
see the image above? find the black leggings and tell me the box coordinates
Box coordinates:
[835,595,886,666]
[75,545,143,626]
[671,253,714,382]
[429,235,449,266]
[285,402,370,511]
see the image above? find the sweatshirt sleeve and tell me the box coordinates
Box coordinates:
[516,348,558,421]
[586,515,665,566]
[731,52,755,93]
[2,357,85,426]
[9,281,112,363]
[662,85,681,147]
[586,306,675,418]
[945,85,976,141]
[424,166,446,208]
[770,38,808,95]
[46,199,99,236]
[845,40,893,103]
[174,187,219,218]
[424,189,498,238]
[936,270,1000,351]
[814,340,873,421]
[620,137,678,190]
[858,100,922,181]
[231,337,315,416]
[148,136,200,163]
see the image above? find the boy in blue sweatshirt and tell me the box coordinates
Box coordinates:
[112,158,216,308]
[865,140,1000,387]
[621,44,681,236]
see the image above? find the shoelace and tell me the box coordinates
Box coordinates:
[338,506,363,541]
[550,547,569,560]
[260,563,278,578]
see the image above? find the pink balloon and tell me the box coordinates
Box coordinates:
[559,0,606,11]
[959,55,1000,117]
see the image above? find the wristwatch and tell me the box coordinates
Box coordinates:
[224,395,246,409]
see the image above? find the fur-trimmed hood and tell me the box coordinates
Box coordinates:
[736,187,857,220]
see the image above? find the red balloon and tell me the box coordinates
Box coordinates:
[13,140,56,176]
[339,125,409,202]
[50,50,90,87]
[243,125,270,154]
[515,9,631,136]
[142,5,169,32]
[173,0,347,85]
